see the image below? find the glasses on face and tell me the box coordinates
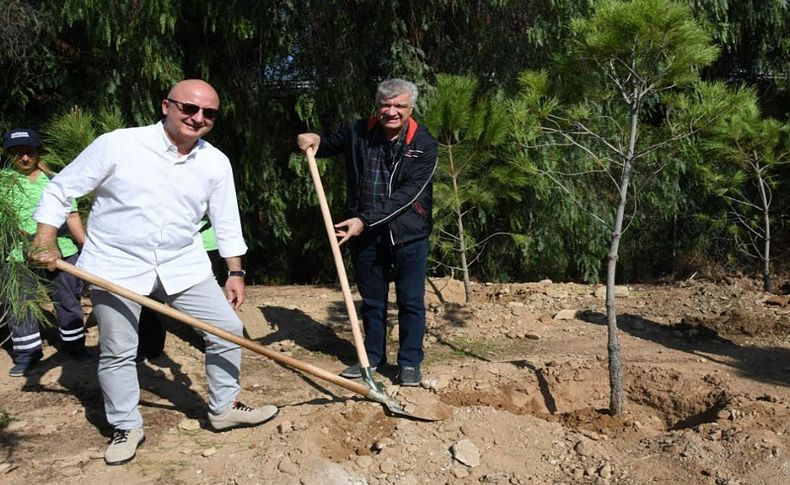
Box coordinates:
[167,98,220,121]
[7,147,40,158]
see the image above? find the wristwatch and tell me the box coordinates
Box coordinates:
[227,270,246,278]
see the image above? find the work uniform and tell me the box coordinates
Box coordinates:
[2,169,85,366]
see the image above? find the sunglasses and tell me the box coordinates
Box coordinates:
[7,147,40,158]
[167,98,219,121]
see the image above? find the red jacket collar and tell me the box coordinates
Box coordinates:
[367,116,418,144]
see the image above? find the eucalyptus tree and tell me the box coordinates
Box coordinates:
[690,0,790,102]
[512,0,730,415]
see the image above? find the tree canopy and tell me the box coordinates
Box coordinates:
[0,0,787,285]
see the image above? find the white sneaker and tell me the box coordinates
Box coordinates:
[208,401,278,431]
[105,428,145,465]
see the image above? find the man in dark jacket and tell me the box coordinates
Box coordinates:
[297,78,438,386]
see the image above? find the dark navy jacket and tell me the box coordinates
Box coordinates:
[316,117,439,245]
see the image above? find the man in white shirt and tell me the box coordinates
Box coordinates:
[29,79,278,466]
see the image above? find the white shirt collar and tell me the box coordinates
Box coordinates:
[157,121,203,161]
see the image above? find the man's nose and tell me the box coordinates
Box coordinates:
[191,110,206,123]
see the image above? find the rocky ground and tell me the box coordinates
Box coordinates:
[1,275,789,484]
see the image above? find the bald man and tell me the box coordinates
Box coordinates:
[30,79,277,466]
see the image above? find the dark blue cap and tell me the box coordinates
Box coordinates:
[3,128,42,149]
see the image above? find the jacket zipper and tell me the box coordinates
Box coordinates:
[387,158,401,245]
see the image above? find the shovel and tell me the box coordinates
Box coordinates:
[54,259,442,421]
[304,147,382,393]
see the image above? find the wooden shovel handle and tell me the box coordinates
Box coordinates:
[54,259,371,397]
[304,148,371,369]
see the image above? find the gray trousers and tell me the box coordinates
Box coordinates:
[90,275,242,430]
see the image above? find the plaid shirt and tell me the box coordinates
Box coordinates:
[361,125,406,212]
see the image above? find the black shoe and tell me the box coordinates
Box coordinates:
[339,362,378,379]
[397,366,422,386]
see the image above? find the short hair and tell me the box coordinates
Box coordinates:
[376,79,418,106]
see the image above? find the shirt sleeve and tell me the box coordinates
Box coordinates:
[315,123,352,158]
[207,158,247,258]
[34,134,113,227]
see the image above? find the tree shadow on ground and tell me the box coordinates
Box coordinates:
[254,303,381,399]
[508,358,559,414]
[257,304,357,365]
[426,279,493,362]
[576,310,790,387]
[9,317,211,442]
[258,300,421,386]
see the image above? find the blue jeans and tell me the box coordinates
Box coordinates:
[352,230,429,369]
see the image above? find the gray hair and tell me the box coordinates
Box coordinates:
[376,78,418,106]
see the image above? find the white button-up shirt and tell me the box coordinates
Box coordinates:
[35,122,247,295]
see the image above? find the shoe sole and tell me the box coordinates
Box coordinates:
[399,380,422,387]
[210,408,279,432]
[339,366,378,379]
[9,366,37,377]
[104,436,146,466]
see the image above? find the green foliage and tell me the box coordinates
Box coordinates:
[423,74,525,288]
[570,0,719,91]
[0,406,11,429]
[0,0,786,285]
[691,0,790,101]
[511,0,732,285]
[0,167,49,329]
[693,87,789,284]
[41,106,126,170]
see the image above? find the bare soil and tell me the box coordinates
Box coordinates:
[1,276,789,484]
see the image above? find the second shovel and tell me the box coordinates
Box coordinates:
[305,147,383,392]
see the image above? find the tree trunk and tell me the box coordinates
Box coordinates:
[448,148,473,304]
[756,170,772,292]
[606,106,639,416]
[452,177,473,303]
[457,208,473,303]
[671,211,678,279]
[606,180,627,416]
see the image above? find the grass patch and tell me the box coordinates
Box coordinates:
[423,336,505,364]
[449,337,500,358]
[0,407,13,430]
